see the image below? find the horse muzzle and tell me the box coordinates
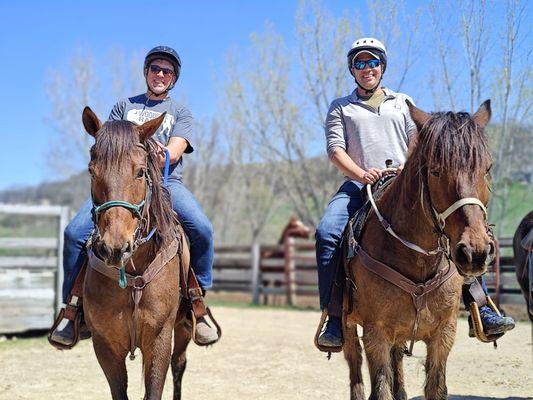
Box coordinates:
[93,239,133,267]
[453,240,495,277]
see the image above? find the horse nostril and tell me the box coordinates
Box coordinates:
[456,242,473,264]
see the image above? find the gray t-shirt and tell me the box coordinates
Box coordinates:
[108,94,193,181]
[325,87,417,187]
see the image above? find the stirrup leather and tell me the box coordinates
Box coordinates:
[48,264,87,350]
[468,296,505,343]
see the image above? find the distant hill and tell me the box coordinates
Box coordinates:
[0,172,90,209]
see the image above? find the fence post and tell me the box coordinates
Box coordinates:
[54,206,69,316]
[251,243,261,305]
[284,236,296,306]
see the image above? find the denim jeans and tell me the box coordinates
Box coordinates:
[61,179,213,303]
[315,180,363,310]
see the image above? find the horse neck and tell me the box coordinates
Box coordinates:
[367,173,445,282]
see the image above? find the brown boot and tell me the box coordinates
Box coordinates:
[194,315,219,345]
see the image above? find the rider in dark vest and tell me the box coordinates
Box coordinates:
[315,37,515,349]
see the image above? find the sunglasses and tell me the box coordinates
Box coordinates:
[149,64,174,77]
[353,59,381,70]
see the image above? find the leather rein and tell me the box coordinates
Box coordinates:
[353,169,489,355]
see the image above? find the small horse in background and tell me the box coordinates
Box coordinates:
[260,217,311,305]
[343,101,494,400]
[513,210,533,321]
[82,107,192,400]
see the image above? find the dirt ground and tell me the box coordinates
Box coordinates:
[0,306,531,400]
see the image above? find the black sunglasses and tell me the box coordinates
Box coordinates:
[353,59,381,70]
[149,64,175,77]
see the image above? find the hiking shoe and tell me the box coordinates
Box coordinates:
[317,316,342,348]
[50,320,91,346]
[469,306,516,337]
[195,316,219,345]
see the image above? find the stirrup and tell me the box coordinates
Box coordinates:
[468,297,505,343]
[314,308,343,354]
[48,296,83,350]
[190,307,222,346]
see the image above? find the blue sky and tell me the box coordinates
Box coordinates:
[0,0,529,191]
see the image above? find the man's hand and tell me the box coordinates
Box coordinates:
[154,141,167,167]
[397,164,404,174]
[360,167,382,185]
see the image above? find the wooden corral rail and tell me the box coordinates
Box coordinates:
[486,237,523,307]
[212,235,524,308]
[0,204,70,334]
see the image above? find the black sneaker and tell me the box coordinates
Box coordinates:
[317,316,342,348]
[478,305,515,336]
[50,321,91,346]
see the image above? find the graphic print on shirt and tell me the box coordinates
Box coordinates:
[126,109,175,145]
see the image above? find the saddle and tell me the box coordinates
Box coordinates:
[48,227,219,351]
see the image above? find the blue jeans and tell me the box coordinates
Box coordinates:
[62,179,213,303]
[315,181,363,310]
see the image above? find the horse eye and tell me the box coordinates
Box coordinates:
[136,168,145,179]
[430,170,440,177]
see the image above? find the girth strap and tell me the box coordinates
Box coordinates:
[356,246,457,355]
[88,238,179,360]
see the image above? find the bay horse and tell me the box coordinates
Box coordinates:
[513,210,533,321]
[82,107,191,400]
[343,101,495,400]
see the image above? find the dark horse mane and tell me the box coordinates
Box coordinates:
[90,120,179,251]
[393,110,493,207]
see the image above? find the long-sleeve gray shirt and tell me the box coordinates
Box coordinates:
[325,87,416,183]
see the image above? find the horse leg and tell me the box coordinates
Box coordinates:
[362,326,394,400]
[424,326,455,400]
[92,336,129,400]
[142,321,174,400]
[343,323,365,400]
[390,345,407,400]
[171,318,192,400]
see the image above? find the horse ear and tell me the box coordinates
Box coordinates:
[406,100,430,132]
[136,112,167,141]
[82,106,102,137]
[473,99,491,128]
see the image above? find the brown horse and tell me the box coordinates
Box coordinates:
[513,210,533,321]
[81,107,192,400]
[343,101,494,400]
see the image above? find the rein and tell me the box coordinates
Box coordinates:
[366,170,488,257]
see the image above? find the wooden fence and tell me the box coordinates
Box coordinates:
[0,204,69,333]
[0,202,526,333]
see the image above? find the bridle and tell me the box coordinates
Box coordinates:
[367,168,488,258]
[90,148,170,261]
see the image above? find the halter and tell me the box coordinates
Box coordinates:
[366,170,488,257]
